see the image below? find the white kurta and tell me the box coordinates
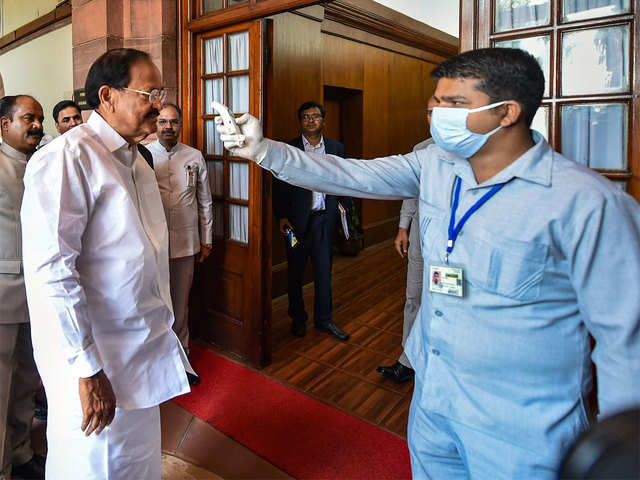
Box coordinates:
[21,112,191,479]
[147,140,213,259]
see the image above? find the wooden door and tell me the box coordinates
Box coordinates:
[460,0,639,200]
[191,20,271,367]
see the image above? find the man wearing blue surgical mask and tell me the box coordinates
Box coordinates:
[216,48,640,479]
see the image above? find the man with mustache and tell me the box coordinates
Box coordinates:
[148,103,213,386]
[0,95,45,480]
[20,49,193,479]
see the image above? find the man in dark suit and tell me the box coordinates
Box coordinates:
[273,101,350,341]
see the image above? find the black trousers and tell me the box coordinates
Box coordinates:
[286,211,333,327]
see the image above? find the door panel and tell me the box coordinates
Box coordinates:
[191,20,270,367]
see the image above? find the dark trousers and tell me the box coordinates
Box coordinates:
[286,211,333,327]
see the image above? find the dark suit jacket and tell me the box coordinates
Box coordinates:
[272,136,346,236]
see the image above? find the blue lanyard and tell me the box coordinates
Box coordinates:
[446,176,509,263]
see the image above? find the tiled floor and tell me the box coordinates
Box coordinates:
[264,240,413,438]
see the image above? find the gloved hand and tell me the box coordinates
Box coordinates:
[216,113,269,163]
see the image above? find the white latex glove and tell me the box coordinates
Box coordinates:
[216,113,269,163]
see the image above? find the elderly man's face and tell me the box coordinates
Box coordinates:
[0,96,44,154]
[56,106,83,134]
[110,60,163,143]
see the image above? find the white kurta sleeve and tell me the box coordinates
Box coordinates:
[196,155,213,245]
[21,145,103,378]
[261,140,422,200]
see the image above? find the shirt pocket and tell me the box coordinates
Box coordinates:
[467,231,548,301]
[418,200,446,258]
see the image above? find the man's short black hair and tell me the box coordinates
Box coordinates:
[0,95,36,120]
[431,48,545,126]
[53,100,81,123]
[297,101,325,120]
[161,103,182,120]
[85,48,151,109]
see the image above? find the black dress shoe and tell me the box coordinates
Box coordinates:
[187,372,200,386]
[315,322,350,341]
[291,320,306,337]
[12,456,45,479]
[377,362,415,383]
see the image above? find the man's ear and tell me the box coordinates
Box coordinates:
[0,116,9,134]
[98,85,116,113]
[499,101,526,127]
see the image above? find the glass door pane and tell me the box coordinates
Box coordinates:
[229,162,249,200]
[229,75,250,113]
[562,0,630,22]
[229,205,249,243]
[204,37,223,73]
[531,106,549,140]
[494,0,550,32]
[561,25,630,95]
[228,32,249,71]
[561,103,628,169]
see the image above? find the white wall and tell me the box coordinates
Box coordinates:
[0,24,73,137]
[373,0,459,37]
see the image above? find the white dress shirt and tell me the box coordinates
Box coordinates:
[21,112,191,410]
[301,135,326,211]
[147,140,213,259]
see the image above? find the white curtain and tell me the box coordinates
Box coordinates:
[229,162,249,200]
[495,36,549,96]
[229,32,249,71]
[229,205,248,244]
[229,75,249,113]
[205,120,223,155]
[204,36,223,74]
[531,107,549,140]
[207,160,224,196]
[204,78,223,115]
[561,104,626,169]
[495,0,550,32]
[563,0,627,21]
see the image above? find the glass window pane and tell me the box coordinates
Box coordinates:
[229,162,249,200]
[229,204,248,244]
[494,0,550,33]
[561,103,627,170]
[531,105,549,140]
[205,120,223,155]
[495,35,550,97]
[207,160,224,196]
[204,36,223,74]
[562,0,629,22]
[204,78,223,115]
[561,25,630,95]
[212,202,224,238]
[228,32,249,71]
[229,75,249,113]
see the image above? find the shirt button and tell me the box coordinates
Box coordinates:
[435,310,443,317]
[431,349,440,356]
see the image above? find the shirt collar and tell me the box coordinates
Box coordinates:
[87,111,137,167]
[302,134,324,149]
[0,139,30,163]
[150,139,181,154]
[438,130,553,188]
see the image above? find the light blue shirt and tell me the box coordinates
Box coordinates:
[260,132,640,461]
[302,134,326,211]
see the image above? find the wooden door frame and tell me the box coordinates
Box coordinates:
[459,0,640,200]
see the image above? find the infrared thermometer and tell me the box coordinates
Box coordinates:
[212,101,245,148]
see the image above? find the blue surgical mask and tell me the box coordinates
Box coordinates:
[430,101,506,158]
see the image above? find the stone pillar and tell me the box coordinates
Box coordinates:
[71,0,177,102]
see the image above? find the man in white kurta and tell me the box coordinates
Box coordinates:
[148,104,213,376]
[21,49,191,479]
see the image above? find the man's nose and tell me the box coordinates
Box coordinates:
[32,119,43,130]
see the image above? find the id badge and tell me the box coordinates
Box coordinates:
[429,265,464,297]
[186,166,196,187]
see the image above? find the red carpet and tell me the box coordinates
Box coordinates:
[174,345,411,479]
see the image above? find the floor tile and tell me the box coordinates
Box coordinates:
[177,417,292,479]
[160,401,194,454]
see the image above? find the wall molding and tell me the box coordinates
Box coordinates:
[0,3,71,55]
[324,0,458,58]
